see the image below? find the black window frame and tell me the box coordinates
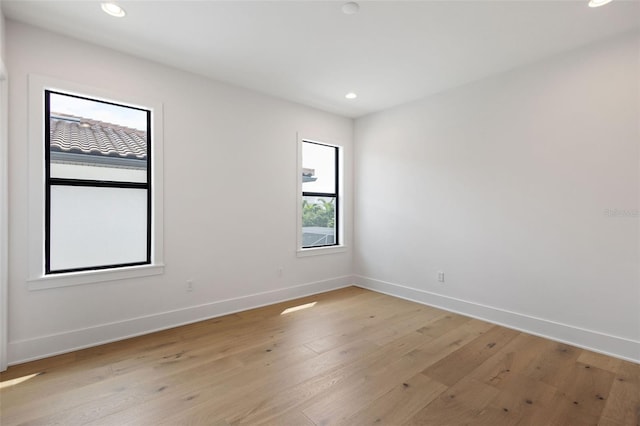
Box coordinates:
[301,140,340,249]
[44,89,152,275]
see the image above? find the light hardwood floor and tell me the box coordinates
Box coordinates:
[1,287,638,425]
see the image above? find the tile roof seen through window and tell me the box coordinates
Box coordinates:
[50,114,147,160]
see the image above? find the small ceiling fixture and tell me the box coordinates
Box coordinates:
[345,92,358,100]
[588,0,613,7]
[342,2,360,15]
[101,2,126,17]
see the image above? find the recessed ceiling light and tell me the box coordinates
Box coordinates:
[345,92,358,100]
[101,2,126,17]
[588,0,613,7]
[342,2,360,15]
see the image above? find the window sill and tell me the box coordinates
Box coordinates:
[27,264,164,291]
[297,245,347,257]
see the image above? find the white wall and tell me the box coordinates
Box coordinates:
[0,4,5,60]
[7,21,353,364]
[50,163,147,182]
[354,31,640,361]
[0,3,9,370]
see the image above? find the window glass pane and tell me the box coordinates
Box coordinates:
[302,142,336,194]
[48,92,148,183]
[49,186,148,271]
[302,196,336,247]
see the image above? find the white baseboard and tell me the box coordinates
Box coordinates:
[354,275,640,364]
[7,275,353,365]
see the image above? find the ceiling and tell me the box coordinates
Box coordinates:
[2,0,639,118]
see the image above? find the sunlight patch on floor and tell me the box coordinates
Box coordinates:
[0,373,40,389]
[281,302,317,315]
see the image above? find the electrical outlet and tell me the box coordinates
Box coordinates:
[186,280,194,292]
[437,271,445,283]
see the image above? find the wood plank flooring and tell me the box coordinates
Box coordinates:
[1,286,638,425]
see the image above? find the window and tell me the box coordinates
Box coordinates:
[300,140,340,249]
[28,75,164,289]
[45,91,151,274]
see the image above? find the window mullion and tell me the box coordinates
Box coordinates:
[302,191,337,197]
[50,178,148,190]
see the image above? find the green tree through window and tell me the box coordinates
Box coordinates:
[302,198,335,228]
